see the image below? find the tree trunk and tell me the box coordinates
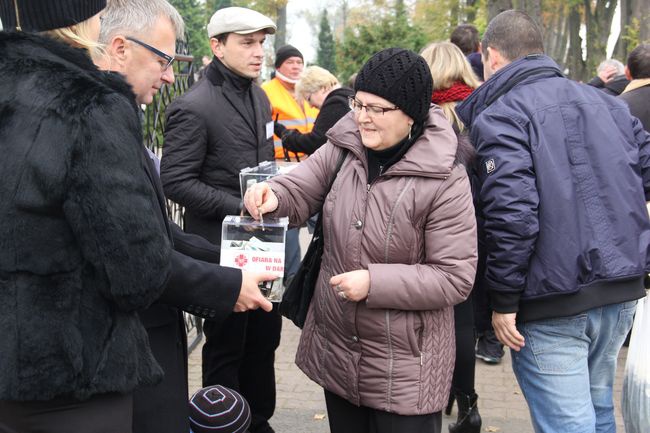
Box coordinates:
[557,11,570,68]
[466,0,479,22]
[515,0,542,29]
[568,3,587,81]
[274,3,287,50]
[632,0,649,43]
[613,0,630,60]
[583,0,618,78]
[488,0,513,21]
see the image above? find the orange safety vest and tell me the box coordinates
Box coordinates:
[261,77,319,160]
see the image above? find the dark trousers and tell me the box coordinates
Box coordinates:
[202,308,282,433]
[324,390,442,433]
[133,317,189,433]
[452,293,476,395]
[0,393,133,433]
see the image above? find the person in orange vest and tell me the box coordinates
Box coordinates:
[262,45,319,161]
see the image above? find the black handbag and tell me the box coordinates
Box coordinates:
[279,149,348,328]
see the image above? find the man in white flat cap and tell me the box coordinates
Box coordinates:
[160,7,280,433]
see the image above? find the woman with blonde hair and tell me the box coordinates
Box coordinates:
[421,40,482,433]
[421,41,480,132]
[0,1,171,431]
[274,65,354,155]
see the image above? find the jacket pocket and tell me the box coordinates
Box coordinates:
[405,311,423,358]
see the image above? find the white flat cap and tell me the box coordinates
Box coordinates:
[207,7,276,38]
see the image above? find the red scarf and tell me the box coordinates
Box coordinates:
[431,81,474,104]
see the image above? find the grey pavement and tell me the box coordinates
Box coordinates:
[188,319,628,433]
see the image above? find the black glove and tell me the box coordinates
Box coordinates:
[274,121,287,138]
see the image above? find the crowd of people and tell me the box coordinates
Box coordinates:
[1,1,649,433]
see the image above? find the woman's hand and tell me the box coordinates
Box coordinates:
[243,182,278,220]
[330,270,370,302]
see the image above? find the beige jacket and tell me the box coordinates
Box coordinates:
[268,108,477,415]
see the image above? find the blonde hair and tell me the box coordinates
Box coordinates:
[295,66,339,102]
[420,41,480,132]
[44,17,103,56]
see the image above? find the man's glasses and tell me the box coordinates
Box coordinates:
[348,97,400,117]
[126,36,174,71]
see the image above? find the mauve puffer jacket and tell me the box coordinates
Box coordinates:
[268,108,477,415]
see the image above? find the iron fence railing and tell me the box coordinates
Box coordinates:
[142,40,203,354]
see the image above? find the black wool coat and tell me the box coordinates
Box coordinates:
[133,148,241,433]
[620,82,650,132]
[281,87,354,155]
[0,32,172,401]
[160,59,274,243]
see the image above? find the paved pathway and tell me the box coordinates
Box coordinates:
[188,318,628,432]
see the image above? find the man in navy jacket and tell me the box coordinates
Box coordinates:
[458,10,650,433]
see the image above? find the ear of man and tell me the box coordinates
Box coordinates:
[107,35,129,71]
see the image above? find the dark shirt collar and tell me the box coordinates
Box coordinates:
[211,58,253,93]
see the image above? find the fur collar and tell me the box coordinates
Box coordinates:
[0,31,138,112]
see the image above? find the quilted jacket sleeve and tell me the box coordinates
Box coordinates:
[267,143,343,226]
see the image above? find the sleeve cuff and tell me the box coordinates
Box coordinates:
[489,288,521,314]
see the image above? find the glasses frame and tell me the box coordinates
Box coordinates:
[126,36,175,71]
[348,96,400,117]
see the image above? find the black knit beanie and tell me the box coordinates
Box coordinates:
[354,47,433,123]
[189,385,251,433]
[0,0,106,32]
[274,44,303,68]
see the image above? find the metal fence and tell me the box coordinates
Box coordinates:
[142,40,203,354]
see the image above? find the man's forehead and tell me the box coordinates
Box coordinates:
[234,31,267,42]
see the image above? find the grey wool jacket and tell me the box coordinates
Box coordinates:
[0,31,171,401]
[268,108,477,415]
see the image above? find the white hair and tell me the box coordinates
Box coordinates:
[596,58,625,75]
[98,0,185,44]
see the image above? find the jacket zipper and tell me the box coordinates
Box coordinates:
[384,178,415,263]
[379,177,415,412]
[385,310,393,412]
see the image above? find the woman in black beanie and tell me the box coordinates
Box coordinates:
[244,48,477,433]
[0,1,171,432]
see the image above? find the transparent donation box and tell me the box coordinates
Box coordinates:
[220,215,289,302]
[239,160,297,199]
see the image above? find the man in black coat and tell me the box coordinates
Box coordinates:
[159,7,280,433]
[620,44,650,132]
[95,1,276,432]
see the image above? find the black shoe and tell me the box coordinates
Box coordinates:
[475,330,504,364]
[448,391,481,433]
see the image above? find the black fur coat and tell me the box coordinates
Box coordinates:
[0,32,171,401]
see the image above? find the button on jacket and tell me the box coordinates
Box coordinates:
[267,108,478,415]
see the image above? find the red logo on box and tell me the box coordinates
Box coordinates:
[234,254,248,267]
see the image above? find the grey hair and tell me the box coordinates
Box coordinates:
[596,59,625,75]
[98,0,185,44]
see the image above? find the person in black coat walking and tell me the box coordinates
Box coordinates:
[274,65,354,155]
[0,1,172,432]
[588,58,630,96]
[94,1,276,432]
[620,44,650,132]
